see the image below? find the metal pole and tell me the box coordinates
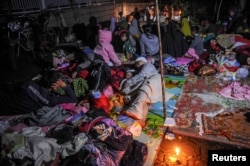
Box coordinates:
[155,0,167,119]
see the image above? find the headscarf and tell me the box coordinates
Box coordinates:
[181,17,191,37]
[129,19,140,36]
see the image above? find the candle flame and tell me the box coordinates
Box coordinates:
[175,147,180,156]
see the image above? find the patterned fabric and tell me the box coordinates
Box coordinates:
[72,78,89,97]
[123,40,136,56]
[219,81,250,101]
[163,64,188,76]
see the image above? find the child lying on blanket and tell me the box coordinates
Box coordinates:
[0,70,77,116]
[119,57,162,127]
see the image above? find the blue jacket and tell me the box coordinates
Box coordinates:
[190,34,204,56]
[140,33,159,56]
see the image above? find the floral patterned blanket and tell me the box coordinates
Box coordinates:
[172,74,250,147]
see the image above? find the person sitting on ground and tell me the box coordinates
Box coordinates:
[85,16,100,49]
[139,25,159,63]
[120,57,162,126]
[207,38,222,54]
[112,20,129,53]
[200,17,217,35]
[120,31,136,61]
[0,70,77,116]
[189,25,204,56]
[93,29,122,66]
[128,17,141,47]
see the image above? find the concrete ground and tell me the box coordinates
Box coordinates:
[153,133,248,166]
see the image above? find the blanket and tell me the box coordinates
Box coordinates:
[122,74,163,120]
[0,107,147,166]
[196,108,250,144]
[118,75,186,139]
[172,73,250,147]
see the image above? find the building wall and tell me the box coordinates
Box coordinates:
[1,1,153,30]
[47,2,117,28]
[115,2,154,17]
[47,2,153,29]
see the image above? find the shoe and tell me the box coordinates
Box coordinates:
[121,110,140,120]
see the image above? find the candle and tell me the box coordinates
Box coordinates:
[169,155,177,163]
[168,147,181,165]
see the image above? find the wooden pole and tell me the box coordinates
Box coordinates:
[155,0,167,119]
[213,0,218,20]
[216,0,223,22]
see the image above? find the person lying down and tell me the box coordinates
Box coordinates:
[119,57,164,126]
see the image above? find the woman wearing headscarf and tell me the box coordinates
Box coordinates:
[139,25,159,58]
[93,29,122,66]
[162,18,189,57]
[128,18,141,48]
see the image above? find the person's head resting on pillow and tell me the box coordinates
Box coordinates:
[134,56,148,70]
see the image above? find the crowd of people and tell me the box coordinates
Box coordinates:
[1,2,250,165]
[2,3,250,123]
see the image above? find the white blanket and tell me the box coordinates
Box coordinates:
[125,74,165,120]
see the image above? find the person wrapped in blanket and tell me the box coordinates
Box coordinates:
[119,56,162,126]
[0,70,77,116]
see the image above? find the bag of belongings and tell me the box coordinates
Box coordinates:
[194,64,217,76]
[76,52,111,92]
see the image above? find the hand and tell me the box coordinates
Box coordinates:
[51,79,66,90]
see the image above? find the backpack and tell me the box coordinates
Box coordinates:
[77,52,111,92]
[194,64,217,76]
[87,54,111,91]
